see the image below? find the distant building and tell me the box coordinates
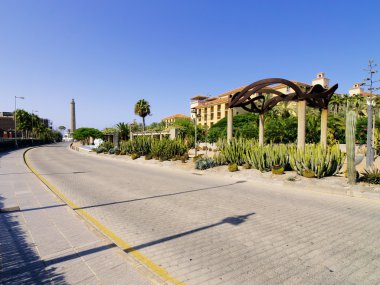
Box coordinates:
[0,112,15,138]
[161,114,191,128]
[348,83,373,97]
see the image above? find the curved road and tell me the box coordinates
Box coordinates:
[28,143,380,285]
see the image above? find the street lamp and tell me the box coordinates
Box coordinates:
[361,60,380,167]
[31,110,38,145]
[191,108,201,156]
[14,96,25,147]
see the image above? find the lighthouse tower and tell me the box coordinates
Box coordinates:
[70,99,76,134]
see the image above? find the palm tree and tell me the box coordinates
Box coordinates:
[116,122,129,140]
[134,99,151,131]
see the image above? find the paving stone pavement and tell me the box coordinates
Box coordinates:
[27,144,380,285]
[0,147,155,285]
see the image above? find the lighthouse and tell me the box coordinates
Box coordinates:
[70,99,76,133]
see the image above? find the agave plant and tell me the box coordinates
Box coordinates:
[361,168,380,184]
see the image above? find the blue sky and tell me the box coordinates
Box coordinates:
[1,0,379,130]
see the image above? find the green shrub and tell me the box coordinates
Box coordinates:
[145,153,153,160]
[95,146,106,154]
[120,137,152,156]
[131,153,140,160]
[99,141,114,151]
[289,144,345,178]
[228,163,238,172]
[195,157,216,170]
[108,148,115,154]
[361,168,380,184]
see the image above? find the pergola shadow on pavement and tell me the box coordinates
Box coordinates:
[125,212,255,253]
[0,195,66,284]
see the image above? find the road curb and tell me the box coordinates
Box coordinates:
[23,147,185,285]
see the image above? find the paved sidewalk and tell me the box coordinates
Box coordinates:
[0,148,155,285]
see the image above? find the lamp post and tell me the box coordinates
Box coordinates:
[14,96,25,147]
[31,110,38,145]
[361,59,380,168]
[191,108,200,156]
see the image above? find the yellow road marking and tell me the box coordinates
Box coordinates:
[24,148,185,285]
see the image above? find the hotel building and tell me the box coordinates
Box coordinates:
[190,72,330,128]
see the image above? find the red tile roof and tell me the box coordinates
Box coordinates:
[162,114,191,121]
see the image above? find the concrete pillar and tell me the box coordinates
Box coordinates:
[259,113,265,146]
[297,100,306,149]
[320,108,328,147]
[70,99,76,133]
[227,108,233,141]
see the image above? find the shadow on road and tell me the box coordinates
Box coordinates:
[125,212,255,253]
[0,194,67,284]
[74,180,247,211]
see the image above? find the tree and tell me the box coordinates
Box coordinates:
[115,122,129,140]
[58,126,66,133]
[15,109,32,138]
[73,128,103,144]
[147,121,165,131]
[134,99,151,131]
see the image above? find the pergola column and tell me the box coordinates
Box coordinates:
[297,100,306,149]
[227,108,233,141]
[320,108,328,147]
[259,113,265,146]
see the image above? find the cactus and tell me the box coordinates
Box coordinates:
[289,144,346,178]
[346,110,357,184]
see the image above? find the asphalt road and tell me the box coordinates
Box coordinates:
[27,143,380,285]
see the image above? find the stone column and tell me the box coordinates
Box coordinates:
[297,100,306,149]
[227,108,233,141]
[70,99,76,133]
[320,108,328,147]
[259,113,265,146]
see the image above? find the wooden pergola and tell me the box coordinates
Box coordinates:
[227,78,338,148]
